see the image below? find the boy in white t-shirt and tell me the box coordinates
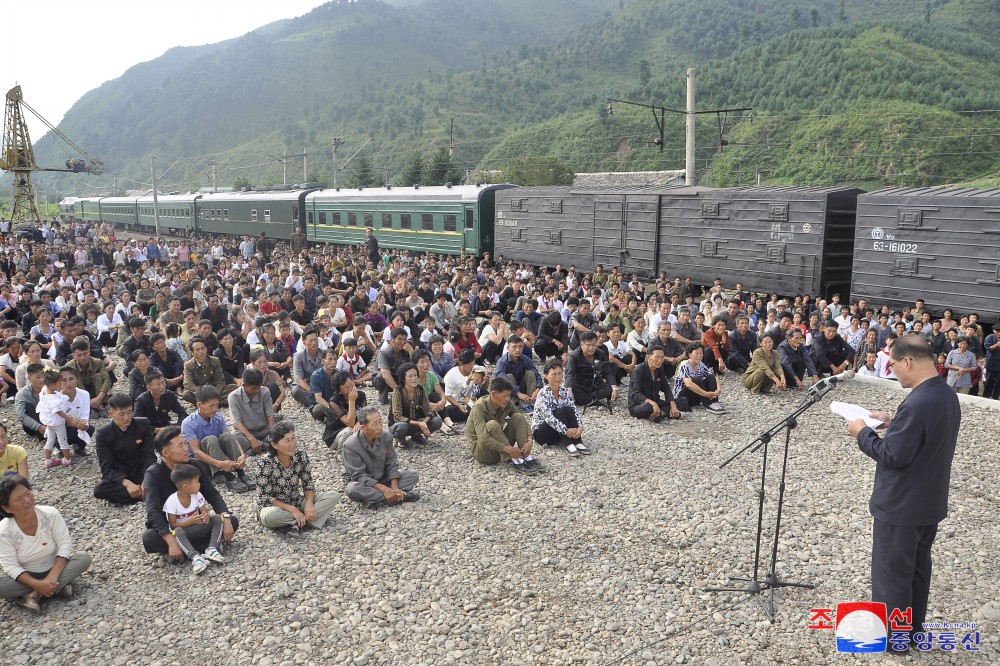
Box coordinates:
[163,463,226,575]
[419,317,438,350]
[335,338,372,383]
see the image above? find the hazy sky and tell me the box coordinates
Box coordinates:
[6,0,328,146]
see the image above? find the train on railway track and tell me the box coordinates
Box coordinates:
[60,182,1000,320]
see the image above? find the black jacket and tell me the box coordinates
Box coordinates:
[628,362,673,408]
[856,375,959,525]
[778,340,817,381]
[95,416,155,487]
[144,459,230,537]
[134,390,188,430]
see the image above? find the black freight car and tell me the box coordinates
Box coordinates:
[495,185,704,277]
[852,187,1000,321]
[495,186,602,273]
[656,186,862,299]
[495,185,861,299]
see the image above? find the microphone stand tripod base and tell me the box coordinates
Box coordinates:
[703,576,773,621]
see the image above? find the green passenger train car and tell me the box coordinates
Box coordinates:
[136,194,199,234]
[304,184,515,256]
[96,196,140,228]
[198,189,316,240]
[77,197,103,223]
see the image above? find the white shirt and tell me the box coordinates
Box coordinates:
[649,312,677,332]
[443,367,474,401]
[605,339,629,360]
[0,506,75,581]
[162,491,207,521]
[96,312,123,334]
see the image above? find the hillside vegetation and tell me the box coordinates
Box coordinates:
[28,0,1000,195]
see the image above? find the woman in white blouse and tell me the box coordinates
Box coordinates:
[0,475,92,613]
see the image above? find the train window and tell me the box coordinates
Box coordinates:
[264,210,271,223]
[223,209,228,220]
[319,212,327,226]
[444,214,457,232]
[251,209,258,222]
[308,211,314,226]
[364,212,373,228]
[292,205,299,222]
[421,213,433,231]
[400,213,411,229]
[381,213,392,228]
[332,212,341,225]
[348,212,357,227]
[465,209,474,229]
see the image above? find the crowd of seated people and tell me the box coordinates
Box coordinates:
[0,217,996,609]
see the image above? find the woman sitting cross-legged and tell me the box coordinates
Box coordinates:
[388,363,443,449]
[673,343,727,414]
[256,421,340,535]
[531,359,592,457]
[0,475,93,613]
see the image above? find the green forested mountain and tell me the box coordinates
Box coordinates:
[29,0,1000,195]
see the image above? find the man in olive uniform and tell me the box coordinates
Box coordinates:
[466,377,540,475]
[290,228,307,254]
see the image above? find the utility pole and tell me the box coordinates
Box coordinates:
[282,149,288,185]
[449,117,455,158]
[210,160,218,193]
[686,67,697,187]
[150,156,161,240]
[606,69,749,188]
[303,149,308,182]
[384,167,389,187]
[331,137,345,189]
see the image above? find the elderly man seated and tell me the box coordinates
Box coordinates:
[467,376,540,475]
[342,407,420,508]
[228,368,276,456]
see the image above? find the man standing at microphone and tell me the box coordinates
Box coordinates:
[847,334,960,650]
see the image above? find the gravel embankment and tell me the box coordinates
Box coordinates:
[0,355,995,665]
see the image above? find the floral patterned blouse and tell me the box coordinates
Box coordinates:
[531,384,581,434]
[256,449,315,512]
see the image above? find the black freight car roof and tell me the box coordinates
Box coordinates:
[862,186,1000,198]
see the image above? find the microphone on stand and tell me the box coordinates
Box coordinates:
[807,369,855,395]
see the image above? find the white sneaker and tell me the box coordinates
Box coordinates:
[566,443,580,457]
[203,548,226,565]
[192,555,209,575]
[707,403,727,414]
[574,442,593,455]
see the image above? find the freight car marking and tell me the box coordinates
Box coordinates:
[497,219,519,227]
[873,241,919,253]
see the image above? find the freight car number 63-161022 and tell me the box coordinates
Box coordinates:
[873,241,919,253]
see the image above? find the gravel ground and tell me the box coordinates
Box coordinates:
[0,353,995,665]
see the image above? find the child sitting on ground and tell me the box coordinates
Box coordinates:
[163,463,226,575]
[165,323,189,362]
[419,317,439,350]
[37,367,81,468]
[336,338,372,384]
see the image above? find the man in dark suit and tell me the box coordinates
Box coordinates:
[847,334,960,649]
